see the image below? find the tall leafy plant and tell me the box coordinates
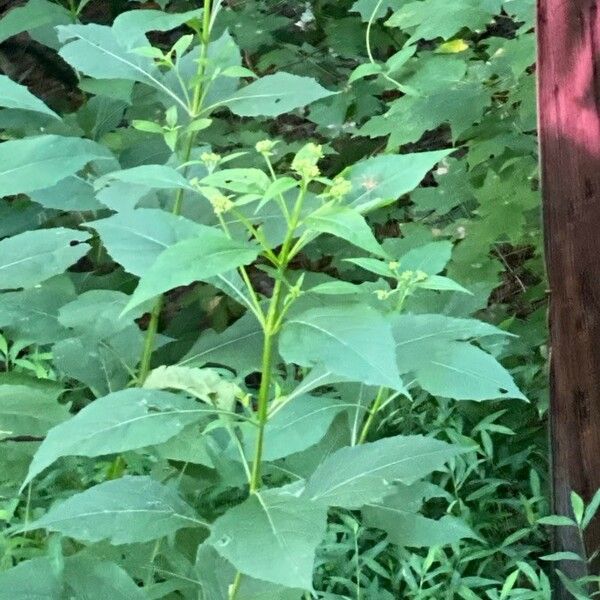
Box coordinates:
[0,0,533,598]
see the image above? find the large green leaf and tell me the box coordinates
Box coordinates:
[386,0,498,42]
[0,557,61,599]
[29,176,103,211]
[0,228,90,290]
[23,389,217,486]
[303,434,460,508]
[64,556,146,600]
[96,165,194,190]
[0,135,114,198]
[0,383,68,439]
[222,72,336,117]
[112,8,203,47]
[241,395,350,461]
[391,314,526,400]
[209,488,327,590]
[0,75,58,118]
[180,311,264,375]
[57,24,188,112]
[19,476,204,543]
[124,233,260,310]
[279,305,404,391]
[304,202,385,256]
[0,0,71,45]
[87,209,205,276]
[345,150,452,212]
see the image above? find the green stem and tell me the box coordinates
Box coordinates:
[358,387,387,444]
[230,186,308,600]
[136,1,213,384]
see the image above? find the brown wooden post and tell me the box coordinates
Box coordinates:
[537,0,600,587]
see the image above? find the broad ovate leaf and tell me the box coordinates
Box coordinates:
[303,434,460,508]
[209,488,327,590]
[0,228,90,290]
[95,165,194,191]
[87,209,205,276]
[346,150,452,212]
[124,232,260,311]
[0,74,59,118]
[0,557,61,600]
[223,72,336,117]
[0,135,114,197]
[23,389,215,486]
[279,305,404,391]
[19,476,204,543]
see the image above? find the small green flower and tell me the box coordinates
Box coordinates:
[292,143,323,180]
[255,139,277,156]
[328,176,352,200]
[201,152,221,172]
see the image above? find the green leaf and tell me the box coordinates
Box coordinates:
[209,488,327,590]
[537,515,577,527]
[199,168,271,194]
[279,305,405,391]
[87,209,205,276]
[241,395,350,461]
[19,476,204,543]
[0,0,71,45]
[57,24,188,113]
[303,434,460,508]
[349,63,383,83]
[23,389,215,486]
[417,275,471,294]
[0,228,90,290]
[0,135,114,198]
[571,491,585,526]
[0,276,76,344]
[124,233,260,311]
[29,176,103,211]
[143,365,238,408]
[346,150,452,212]
[398,241,453,274]
[112,8,203,47]
[583,488,600,529]
[304,202,385,256]
[0,557,61,599]
[540,552,585,562]
[180,311,264,375]
[0,382,68,439]
[386,0,498,42]
[96,165,194,191]
[223,72,336,117]
[391,314,525,401]
[0,75,58,118]
[364,505,475,547]
[64,556,146,600]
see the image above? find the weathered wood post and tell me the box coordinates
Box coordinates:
[537,0,600,588]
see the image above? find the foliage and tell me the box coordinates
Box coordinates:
[0,0,561,598]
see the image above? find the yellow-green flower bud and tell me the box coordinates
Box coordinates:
[292,143,323,180]
[200,152,221,171]
[255,139,277,155]
[329,176,352,200]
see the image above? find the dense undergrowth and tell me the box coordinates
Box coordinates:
[0,0,581,598]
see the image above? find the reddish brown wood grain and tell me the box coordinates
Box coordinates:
[537,0,600,583]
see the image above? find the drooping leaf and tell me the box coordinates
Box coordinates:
[87,209,205,276]
[0,228,90,290]
[0,75,59,118]
[19,476,204,543]
[124,233,260,311]
[279,305,405,391]
[304,202,385,256]
[209,488,327,590]
[23,389,216,486]
[223,72,336,117]
[0,135,114,198]
[303,434,460,508]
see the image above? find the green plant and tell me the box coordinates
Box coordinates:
[0,0,553,598]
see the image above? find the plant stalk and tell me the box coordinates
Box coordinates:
[358,387,387,444]
[137,0,213,384]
